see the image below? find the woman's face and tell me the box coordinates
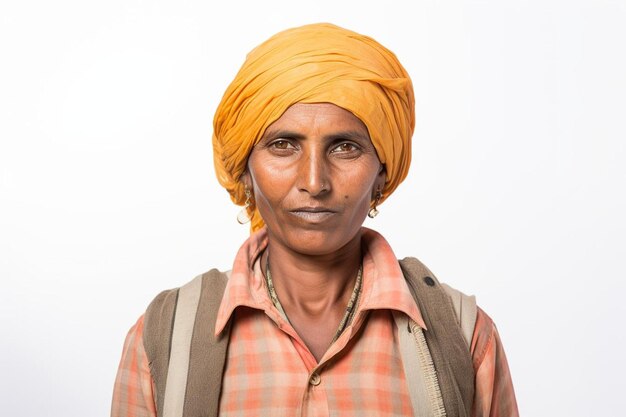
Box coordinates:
[243,102,386,256]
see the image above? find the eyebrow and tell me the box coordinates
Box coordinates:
[262,129,371,142]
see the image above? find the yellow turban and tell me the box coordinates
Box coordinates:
[213,23,415,232]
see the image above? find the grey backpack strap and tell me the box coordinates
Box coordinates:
[143,269,230,417]
[393,312,446,417]
[440,283,477,348]
[143,287,178,415]
[162,274,203,417]
[182,270,231,417]
[399,257,475,417]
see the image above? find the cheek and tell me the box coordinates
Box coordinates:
[340,164,380,207]
[248,157,293,211]
[344,159,381,193]
[251,174,279,207]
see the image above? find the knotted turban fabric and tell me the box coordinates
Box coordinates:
[213,23,415,232]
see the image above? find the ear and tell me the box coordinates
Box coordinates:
[373,164,387,198]
[240,170,253,190]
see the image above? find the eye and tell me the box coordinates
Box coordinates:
[270,140,296,150]
[331,142,360,154]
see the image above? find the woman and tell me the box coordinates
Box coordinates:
[112,23,518,417]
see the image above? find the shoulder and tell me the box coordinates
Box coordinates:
[144,269,229,319]
[139,268,231,412]
[471,307,496,370]
[399,256,479,348]
[143,268,230,338]
[472,308,519,416]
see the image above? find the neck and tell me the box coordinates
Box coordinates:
[262,231,363,316]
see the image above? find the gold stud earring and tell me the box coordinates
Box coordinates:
[237,187,253,224]
[368,189,383,218]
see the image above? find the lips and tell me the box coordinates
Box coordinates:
[291,206,337,213]
[289,206,337,222]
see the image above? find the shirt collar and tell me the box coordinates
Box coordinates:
[357,228,426,328]
[215,227,426,336]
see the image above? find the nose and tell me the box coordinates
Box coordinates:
[296,148,330,196]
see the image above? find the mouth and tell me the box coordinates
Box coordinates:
[289,206,338,222]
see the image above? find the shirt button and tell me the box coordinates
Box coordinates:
[309,372,321,386]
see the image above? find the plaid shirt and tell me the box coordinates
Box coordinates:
[112,228,518,416]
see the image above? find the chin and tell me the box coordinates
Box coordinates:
[280,227,361,257]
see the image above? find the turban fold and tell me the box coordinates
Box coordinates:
[213,23,415,232]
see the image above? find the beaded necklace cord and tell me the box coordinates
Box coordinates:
[264,255,363,344]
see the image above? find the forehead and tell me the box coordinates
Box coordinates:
[264,103,370,136]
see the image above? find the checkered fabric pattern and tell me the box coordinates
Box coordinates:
[111,228,518,417]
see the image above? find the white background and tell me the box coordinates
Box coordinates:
[1,1,625,416]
